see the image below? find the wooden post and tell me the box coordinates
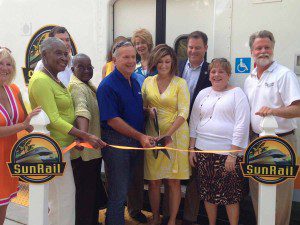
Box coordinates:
[257,116,278,225]
[28,110,50,225]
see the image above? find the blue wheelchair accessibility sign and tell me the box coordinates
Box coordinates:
[235,58,251,74]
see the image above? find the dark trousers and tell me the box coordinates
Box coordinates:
[71,157,107,225]
[102,129,144,225]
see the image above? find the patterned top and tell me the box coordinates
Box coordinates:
[68,75,101,161]
[28,71,75,147]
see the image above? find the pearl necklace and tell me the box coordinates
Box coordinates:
[43,66,65,88]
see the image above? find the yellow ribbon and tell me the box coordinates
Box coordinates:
[62,142,242,155]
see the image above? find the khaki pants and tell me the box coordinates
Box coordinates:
[250,132,297,225]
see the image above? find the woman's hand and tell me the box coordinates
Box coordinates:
[84,134,107,149]
[22,107,42,130]
[225,155,237,172]
[189,151,197,167]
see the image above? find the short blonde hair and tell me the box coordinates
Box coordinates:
[209,58,231,75]
[131,28,153,52]
[0,49,16,84]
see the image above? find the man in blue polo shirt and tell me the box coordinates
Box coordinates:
[97,41,154,225]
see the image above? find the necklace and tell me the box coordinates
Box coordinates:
[198,89,222,127]
[43,66,65,88]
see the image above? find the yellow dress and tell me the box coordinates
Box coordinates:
[142,75,190,180]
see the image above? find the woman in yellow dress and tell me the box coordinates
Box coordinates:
[142,44,190,225]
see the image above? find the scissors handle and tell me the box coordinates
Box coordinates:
[153,108,160,136]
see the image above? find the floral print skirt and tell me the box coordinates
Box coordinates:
[195,152,248,205]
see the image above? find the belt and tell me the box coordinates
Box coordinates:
[253,129,295,137]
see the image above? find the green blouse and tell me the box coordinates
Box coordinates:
[68,75,101,161]
[28,71,75,148]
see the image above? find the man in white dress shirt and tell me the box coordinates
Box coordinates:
[34,26,73,86]
[244,30,300,225]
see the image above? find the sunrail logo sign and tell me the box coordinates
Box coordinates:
[22,25,77,85]
[8,133,66,183]
[241,136,299,184]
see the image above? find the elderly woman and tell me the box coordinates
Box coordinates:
[132,28,156,77]
[0,48,40,225]
[142,44,190,225]
[68,53,106,225]
[189,58,250,225]
[28,37,106,225]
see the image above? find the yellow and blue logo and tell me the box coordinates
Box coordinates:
[240,136,299,184]
[8,133,66,183]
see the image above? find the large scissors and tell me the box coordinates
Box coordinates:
[152,108,171,159]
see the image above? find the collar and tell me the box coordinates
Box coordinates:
[250,61,277,78]
[187,59,203,70]
[69,74,96,89]
[114,68,135,82]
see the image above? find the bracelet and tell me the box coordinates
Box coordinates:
[188,147,195,150]
[228,153,237,158]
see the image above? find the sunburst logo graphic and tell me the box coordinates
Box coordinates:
[8,133,66,183]
[240,136,299,184]
[22,25,77,85]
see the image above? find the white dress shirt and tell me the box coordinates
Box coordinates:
[244,61,300,134]
[182,60,203,99]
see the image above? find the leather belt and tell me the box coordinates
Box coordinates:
[253,129,295,137]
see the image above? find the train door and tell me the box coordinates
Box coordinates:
[113,0,224,63]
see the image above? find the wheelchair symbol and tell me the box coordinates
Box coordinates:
[237,59,249,73]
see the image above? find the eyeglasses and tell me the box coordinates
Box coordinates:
[112,41,133,54]
[76,65,94,72]
[211,57,228,63]
[0,47,12,53]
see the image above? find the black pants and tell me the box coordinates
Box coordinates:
[71,157,107,225]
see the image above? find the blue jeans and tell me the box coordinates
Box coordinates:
[102,129,144,225]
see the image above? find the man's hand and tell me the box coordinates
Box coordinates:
[138,134,155,148]
[255,106,274,117]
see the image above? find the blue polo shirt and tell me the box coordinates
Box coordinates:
[97,68,144,132]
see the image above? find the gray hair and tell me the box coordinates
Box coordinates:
[40,37,65,54]
[112,41,134,58]
[249,30,275,50]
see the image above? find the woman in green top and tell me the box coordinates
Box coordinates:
[28,37,106,225]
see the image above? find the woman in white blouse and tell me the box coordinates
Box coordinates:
[189,58,250,225]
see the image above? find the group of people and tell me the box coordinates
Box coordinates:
[0,25,299,225]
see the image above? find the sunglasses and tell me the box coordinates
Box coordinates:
[112,41,133,54]
[0,46,12,53]
[211,57,228,63]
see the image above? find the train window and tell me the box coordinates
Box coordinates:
[174,35,188,62]
[174,34,208,62]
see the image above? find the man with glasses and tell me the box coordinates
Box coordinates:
[35,26,73,86]
[97,41,154,225]
[244,30,300,225]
